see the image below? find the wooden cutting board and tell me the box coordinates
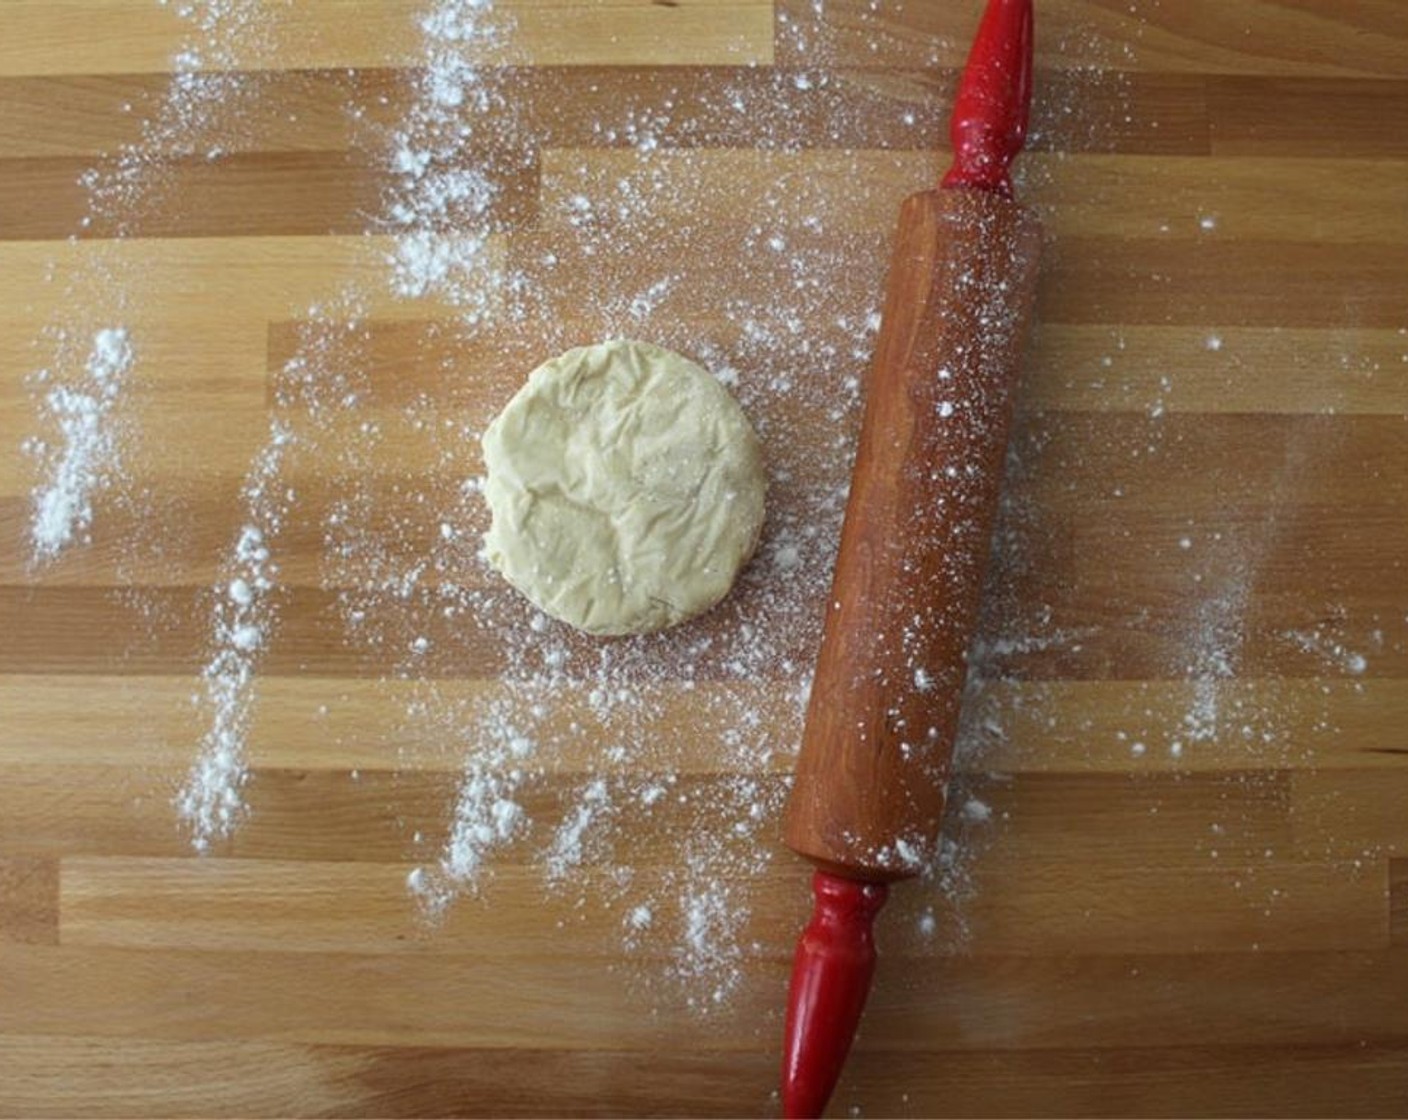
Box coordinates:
[3,2,1408,1115]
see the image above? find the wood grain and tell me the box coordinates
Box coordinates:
[0,150,540,241]
[0,0,775,76]
[0,67,1214,158]
[0,857,58,945]
[4,0,1408,1117]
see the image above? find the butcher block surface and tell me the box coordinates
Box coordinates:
[4,2,1408,1116]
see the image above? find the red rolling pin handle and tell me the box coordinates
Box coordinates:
[779,2,1038,1116]
[782,873,888,1119]
[942,0,1034,198]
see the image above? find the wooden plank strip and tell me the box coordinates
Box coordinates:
[1012,414,1408,517]
[12,71,1399,169]
[0,571,828,679]
[6,674,1406,777]
[503,223,1408,329]
[0,319,269,463]
[5,761,1375,962]
[4,1036,1407,1118]
[0,765,191,862]
[837,1044,1408,1119]
[265,313,879,420]
[7,1037,1408,1119]
[0,766,791,864]
[6,943,1408,1050]
[954,855,1387,956]
[975,680,1408,775]
[15,72,1403,164]
[0,1036,361,1118]
[0,72,365,160]
[266,316,556,410]
[0,586,504,678]
[860,949,1408,1052]
[0,1,210,78]
[775,0,1408,78]
[331,1044,771,1118]
[0,149,538,241]
[58,859,798,957]
[0,406,490,499]
[0,1037,772,1118]
[1210,76,1408,158]
[0,675,802,774]
[943,771,1294,869]
[970,591,1408,687]
[516,67,1207,156]
[0,1,774,77]
[0,765,425,863]
[0,941,760,1048]
[1072,507,1408,598]
[1028,325,1408,415]
[506,223,1408,331]
[0,68,1211,160]
[0,235,489,324]
[61,848,1380,958]
[1038,237,1408,328]
[0,486,487,589]
[1026,155,1408,244]
[0,858,58,945]
[0,571,1400,687]
[270,316,1408,418]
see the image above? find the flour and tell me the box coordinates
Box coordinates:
[444,765,528,881]
[1180,575,1250,746]
[28,328,134,563]
[1285,624,1370,677]
[23,1,284,573]
[12,0,1166,1014]
[383,0,517,315]
[178,427,291,850]
[677,875,745,1008]
[545,778,611,881]
[85,2,272,231]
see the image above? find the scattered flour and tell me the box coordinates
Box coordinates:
[960,798,993,824]
[28,328,134,563]
[444,766,528,881]
[22,2,277,575]
[1285,624,1370,677]
[383,0,518,314]
[178,428,290,849]
[1180,576,1250,746]
[546,778,611,881]
[17,0,1275,1020]
[83,1,274,230]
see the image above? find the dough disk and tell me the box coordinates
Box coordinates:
[481,339,767,636]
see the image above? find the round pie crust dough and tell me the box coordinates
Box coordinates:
[481,339,767,636]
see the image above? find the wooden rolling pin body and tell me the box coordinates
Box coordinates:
[785,186,1040,880]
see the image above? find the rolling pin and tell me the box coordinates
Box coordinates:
[779,2,1041,1115]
